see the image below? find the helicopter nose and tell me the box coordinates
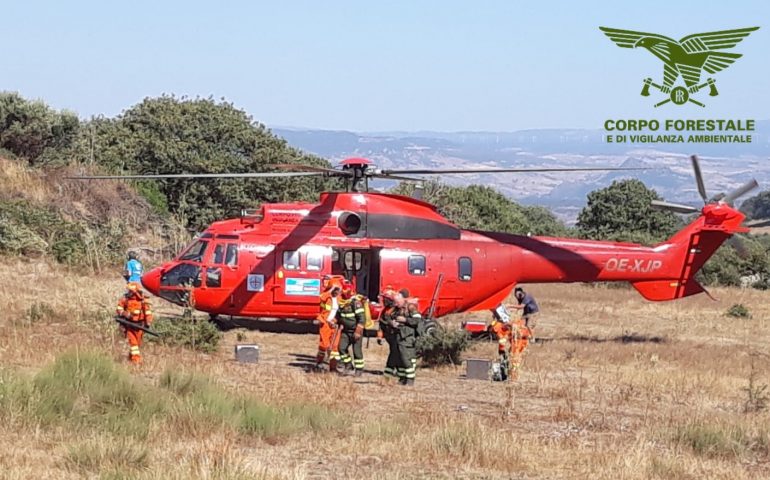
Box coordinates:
[141,267,161,295]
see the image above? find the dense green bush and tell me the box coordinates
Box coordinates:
[149,316,222,353]
[741,190,770,221]
[0,92,80,164]
[417,327,471,367]
[577,179,680,244]
[87,96,342,229]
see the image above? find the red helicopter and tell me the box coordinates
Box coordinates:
[75,155,757,331]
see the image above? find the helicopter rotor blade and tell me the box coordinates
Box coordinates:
[65,172,329,180]
[650,200,700,214]
[722,179,759,206]
[275,164,352,176]
[690,155,709,203]
[369,173,426,182]
[379,167,652,175]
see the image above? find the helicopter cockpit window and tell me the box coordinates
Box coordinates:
[225,244,238,267]
[307,252,323,271]
[458,257,472,281]
[408,255,426,276]
[179,240,208,262]
[161,263,202,287]
[283,250,301,270]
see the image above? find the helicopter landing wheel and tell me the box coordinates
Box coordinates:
[423,318,441,336]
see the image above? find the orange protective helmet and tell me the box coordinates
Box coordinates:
[327,276,343,294]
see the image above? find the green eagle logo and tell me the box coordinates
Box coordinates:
[599,26,759,107]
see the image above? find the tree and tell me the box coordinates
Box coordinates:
[0,91,80,164]
[88,96,341,229]
[393,181,568,236]
[577,179,680,244]
[740,190,770,221]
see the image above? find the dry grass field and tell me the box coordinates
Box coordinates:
[2,256,770,479]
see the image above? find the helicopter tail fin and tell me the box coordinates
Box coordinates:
[630,204,746,301]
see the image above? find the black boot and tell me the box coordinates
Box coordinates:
[398,377,407,385]
[311,363,325,373]
[354,368,363,377]
[405,378,415,386]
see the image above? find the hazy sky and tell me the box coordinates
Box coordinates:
[3,0,767,131]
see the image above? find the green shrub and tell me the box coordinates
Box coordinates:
[0,199,126,267]
[0,369,36,422]
[134,180,169,214]
[3,353,343,461]
[149,316,222,353]
[672,422,770,459]
[726,303,751,319]
[240,401,340,438]
[159,370,341,439]
[159,370,211,396]
[417,328,471,367]
[32,351,162,437]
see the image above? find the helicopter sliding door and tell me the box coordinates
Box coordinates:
[332,248,381,302]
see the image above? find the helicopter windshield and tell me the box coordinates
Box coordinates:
[179,240,209,262]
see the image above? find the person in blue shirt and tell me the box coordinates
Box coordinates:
[123,251,144,283]
[511,286,539,351]
[513,287,539,325]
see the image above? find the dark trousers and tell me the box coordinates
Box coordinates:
[338,331,364,370]
[397,343,417,380]
[383,333,400,377]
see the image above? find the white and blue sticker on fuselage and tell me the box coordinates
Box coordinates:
[285,277,322,296]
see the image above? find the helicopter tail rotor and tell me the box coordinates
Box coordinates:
[650,155,758,215]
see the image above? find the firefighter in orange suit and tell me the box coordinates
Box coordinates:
[116,282,153,364]
[314,276,344,372]
[490,306,513,360]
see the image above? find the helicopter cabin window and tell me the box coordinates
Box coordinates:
[212,244,225,265]
[408,255,426,276]
[458,257,472,281]
[344,251,363,270]
[225,244,238,267]
[179,240,208,262]
[283,250,301,270]
[307,251,323,271]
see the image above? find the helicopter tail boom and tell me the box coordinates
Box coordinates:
[506,202,748,301]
